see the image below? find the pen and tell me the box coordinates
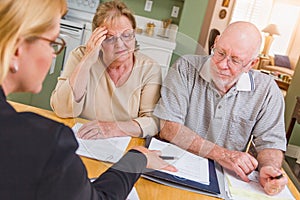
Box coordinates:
[271,174,283,180]
[245,135,254,153]
[159,156,176,160]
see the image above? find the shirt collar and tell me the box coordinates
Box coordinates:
[200,57,255,91]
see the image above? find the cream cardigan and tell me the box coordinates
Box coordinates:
[50,46,162,137]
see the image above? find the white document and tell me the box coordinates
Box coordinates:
[126,187,140,200]
[148,138,210,185]
[224,169,295,200]
[72,123,131,163]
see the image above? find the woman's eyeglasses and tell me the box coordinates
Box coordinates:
[27,36,66,55]
[102,29,135,45]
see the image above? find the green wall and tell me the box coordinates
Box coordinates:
[101,0,184,25]
[101,0,209,65]
[172,0,208,63]
[285,57,300,146]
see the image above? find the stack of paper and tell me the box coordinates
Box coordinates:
[148,138,210,184]
[72,123,131,163]
[142,138,220,196]
[224,169,295,200]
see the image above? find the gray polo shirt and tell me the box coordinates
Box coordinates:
[154,55,286,152]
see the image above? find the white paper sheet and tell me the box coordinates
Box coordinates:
[148,138,210,185]
[127,187,140,200]
[72,123,131,163]
[224,169,295,200]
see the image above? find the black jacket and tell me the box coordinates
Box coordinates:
[0,88,146,200]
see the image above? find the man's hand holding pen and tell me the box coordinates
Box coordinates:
[259,165,288,195]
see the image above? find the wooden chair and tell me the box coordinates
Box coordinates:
[286,96,300,144]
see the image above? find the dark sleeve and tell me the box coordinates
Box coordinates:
[92,149,147,200]
[36,125,98,200]
[37,122,146,200]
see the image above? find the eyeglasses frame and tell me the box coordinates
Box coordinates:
[211,47,255,70]
[26,36,66,55]
[102,29,135,46]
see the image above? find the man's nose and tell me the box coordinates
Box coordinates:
[217,56,230,69]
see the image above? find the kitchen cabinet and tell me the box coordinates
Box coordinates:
[136,34,176,79]
[134,15,177,79]
[7,50,65,110]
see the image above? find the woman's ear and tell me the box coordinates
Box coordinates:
[9,59,19,73]
[9,39,24,73]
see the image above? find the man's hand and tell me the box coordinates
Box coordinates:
[259,166,288,195]
[214,148,258,182]
[256,148,287,195]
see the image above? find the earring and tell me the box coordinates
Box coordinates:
[10,63,19,73]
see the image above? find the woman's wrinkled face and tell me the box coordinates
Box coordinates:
[101,16,135,66]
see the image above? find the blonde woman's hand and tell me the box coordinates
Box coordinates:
[132,146,177,172]
[84,26,107,64]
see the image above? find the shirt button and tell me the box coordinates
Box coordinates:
[216,94,220,98]
[218,105,222,109]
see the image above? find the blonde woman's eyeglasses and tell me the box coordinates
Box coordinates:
[27,36,66,55]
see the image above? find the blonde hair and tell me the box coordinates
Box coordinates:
[92,0,136,31]
[0,0,67,84]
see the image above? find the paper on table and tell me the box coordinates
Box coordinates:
[148,138,209,185]
[224,169,295,200]
[72,123,131,163]
[126,187,140,200]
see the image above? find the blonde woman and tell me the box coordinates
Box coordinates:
[51,0,161,139]
[0,0,175,199]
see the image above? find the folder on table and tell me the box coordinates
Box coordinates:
[142,137,220,196]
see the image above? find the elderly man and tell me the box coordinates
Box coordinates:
[154,21,287,195]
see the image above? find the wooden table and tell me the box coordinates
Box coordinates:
[9,101,300,200]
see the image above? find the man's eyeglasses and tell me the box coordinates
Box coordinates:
[27,36,66,55]
[211,47,253,69]
[102,29,135,45]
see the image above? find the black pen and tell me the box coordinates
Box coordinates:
[272,174,283,180]
[159,156,176,160]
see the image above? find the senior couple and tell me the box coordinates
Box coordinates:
[1,0,287,199]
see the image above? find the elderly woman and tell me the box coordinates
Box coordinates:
[50,0,161,139]
[0,0,175,199]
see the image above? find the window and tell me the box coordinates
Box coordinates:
[230,0,300,56]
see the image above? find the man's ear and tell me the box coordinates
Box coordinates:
[245,57,259,72]
[213,35,220,47]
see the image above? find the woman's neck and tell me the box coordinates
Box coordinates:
[106,57,134,87]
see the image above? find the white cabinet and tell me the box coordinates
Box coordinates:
[134,15,177,79]
[135,34,176,79]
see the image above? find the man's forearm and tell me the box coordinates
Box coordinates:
[159,120,219,158]
[257,148,284,170]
